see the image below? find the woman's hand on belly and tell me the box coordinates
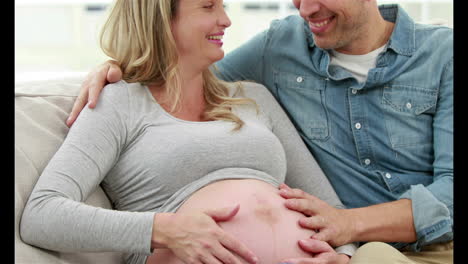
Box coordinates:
[151,204,259,264]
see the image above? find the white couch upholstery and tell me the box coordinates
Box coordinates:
[15,76,125,263]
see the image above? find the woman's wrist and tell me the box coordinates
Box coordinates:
[151,213,175,249]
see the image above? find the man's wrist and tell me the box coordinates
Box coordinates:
[341,200,416,243]
[342,208,362,243]
[337,253,351,263]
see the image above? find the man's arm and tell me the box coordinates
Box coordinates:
[278,186,416,246]
[215,29,268,83]
[279,56,453,249]
[396,57,453,250]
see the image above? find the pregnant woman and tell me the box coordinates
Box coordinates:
[19,0,354,263]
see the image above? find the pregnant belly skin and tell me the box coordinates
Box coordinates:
[146,179,315,264]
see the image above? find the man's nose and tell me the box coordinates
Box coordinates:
[297,0,321,19]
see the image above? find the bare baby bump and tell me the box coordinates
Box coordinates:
[147,179,315,264]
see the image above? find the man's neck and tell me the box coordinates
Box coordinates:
[335,17,394,55]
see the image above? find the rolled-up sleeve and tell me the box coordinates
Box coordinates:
[398,58,453,251]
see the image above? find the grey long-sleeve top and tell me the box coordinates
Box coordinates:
[20,81,354,263]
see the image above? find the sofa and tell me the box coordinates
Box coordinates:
[15,75,125,263]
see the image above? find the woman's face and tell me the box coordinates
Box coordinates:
[171,0,231,69]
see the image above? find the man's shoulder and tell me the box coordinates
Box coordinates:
[414,23,453,48]
[267,15,307,37]
[270,15,304,27]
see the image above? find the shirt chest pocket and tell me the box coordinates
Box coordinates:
[274,70,329,141]
[381,85,437,148]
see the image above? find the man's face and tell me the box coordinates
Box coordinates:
[292,0,369,53]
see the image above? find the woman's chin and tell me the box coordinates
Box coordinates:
[208,49,225,63]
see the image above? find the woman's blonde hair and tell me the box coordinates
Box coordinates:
[100,0,255,130]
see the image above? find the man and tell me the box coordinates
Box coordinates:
[67,0,453,263]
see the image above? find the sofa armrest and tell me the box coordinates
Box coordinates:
[15,75,125,264]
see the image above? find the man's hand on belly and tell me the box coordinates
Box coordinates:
[278,184,355,247]
[279,184,417,245]
[278,239,350,264]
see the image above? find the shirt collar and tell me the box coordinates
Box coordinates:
[305,4,416,56]
[380,4,416,56]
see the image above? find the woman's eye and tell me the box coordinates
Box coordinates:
[203,4,214,9]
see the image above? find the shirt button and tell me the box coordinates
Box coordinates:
[351,89,358,94]
[296,76,303,83]
[406,102,412,109]
[364,159,371,165]
[355,123,362,130]
[385,173,392,179]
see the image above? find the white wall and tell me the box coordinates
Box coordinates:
[15,0,453,82]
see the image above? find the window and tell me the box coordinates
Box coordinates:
[15,0,453,82]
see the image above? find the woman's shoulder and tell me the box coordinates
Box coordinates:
[102,80,143,99]
[101,80,153,108]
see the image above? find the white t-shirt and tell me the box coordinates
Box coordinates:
[329,45,386,83]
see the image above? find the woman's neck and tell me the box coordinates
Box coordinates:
[148,70,208,122]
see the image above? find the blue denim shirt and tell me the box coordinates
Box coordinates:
[216,5,453,251]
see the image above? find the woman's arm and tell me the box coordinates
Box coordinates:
[67,61,122,127]
[20,82,156,255]
[21,82,259,263]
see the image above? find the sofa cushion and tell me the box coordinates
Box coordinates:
[15,75,125,263]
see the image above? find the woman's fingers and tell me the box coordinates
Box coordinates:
[204,204,240,222]
[219,231,258,264]
[202,205,258,264]
[199,251,224,264]
[210,243,244,264]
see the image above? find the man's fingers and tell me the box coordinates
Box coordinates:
[278,239,334,264]
[279,187,317,201]
[220,233,258,264]
[299,216,327,230]
[107,62,123,83]
[284,198,318,216]
[87,64,111,108]
[67,87,89,127]
[311,229,333,245]
[278,258,318,264]
[298,238,333,254]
